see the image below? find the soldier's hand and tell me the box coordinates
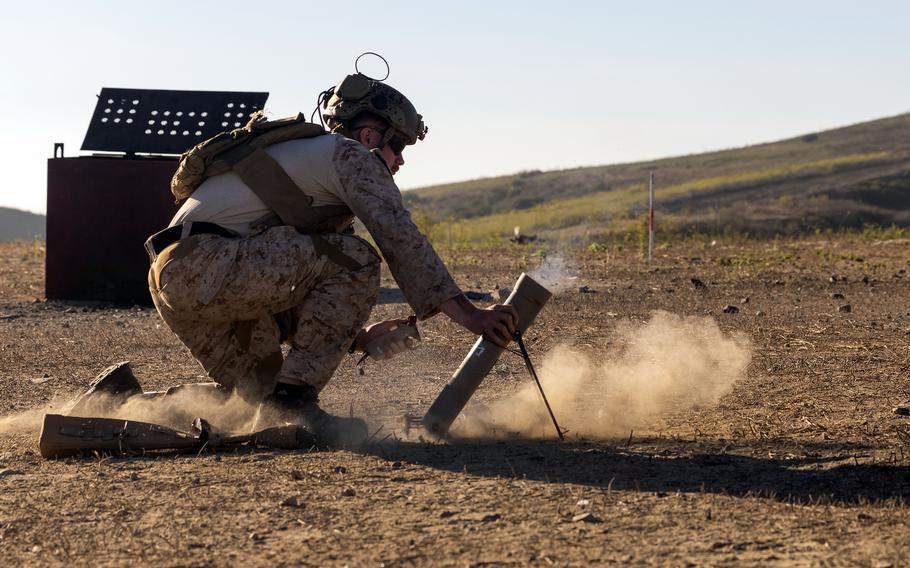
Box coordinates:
[355,317,419,360]
[467,304,518,347]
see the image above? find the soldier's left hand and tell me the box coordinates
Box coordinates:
[355,317,419,359]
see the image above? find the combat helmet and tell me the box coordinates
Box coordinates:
[319,53,427,148]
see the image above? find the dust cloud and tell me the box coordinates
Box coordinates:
[0,386,269,437]
[0,406,54,435]
[79,387,261,433]
[457,311,752,440]
[529,253,578,293]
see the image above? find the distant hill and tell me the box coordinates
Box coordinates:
[0,207,45,241]
[404,112,910,240]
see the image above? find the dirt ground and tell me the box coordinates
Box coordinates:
[1,236,909,567]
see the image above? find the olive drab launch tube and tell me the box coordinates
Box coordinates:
[421,273,551,437]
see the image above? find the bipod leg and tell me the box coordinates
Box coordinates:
[513,330,565,441]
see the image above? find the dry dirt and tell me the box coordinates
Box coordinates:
[1,236,909,566]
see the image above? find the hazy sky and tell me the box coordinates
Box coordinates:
[1,0,907,214]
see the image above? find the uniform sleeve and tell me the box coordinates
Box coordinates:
[332,139,462,319]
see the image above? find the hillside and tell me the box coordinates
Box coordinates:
[0,207,45,241]
[404,113,910,240]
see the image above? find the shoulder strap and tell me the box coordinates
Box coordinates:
[220,144,323,229]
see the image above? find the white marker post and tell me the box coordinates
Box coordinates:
[648,170,655,264]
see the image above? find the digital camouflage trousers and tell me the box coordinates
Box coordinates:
[148,226,380,401]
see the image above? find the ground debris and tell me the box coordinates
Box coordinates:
[838,304,852,313]
[722,305,739,314]
[691,277,706,289]
[571,512,601,523]
[281,495,305,508]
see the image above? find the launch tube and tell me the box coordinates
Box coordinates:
[421,273,552,437]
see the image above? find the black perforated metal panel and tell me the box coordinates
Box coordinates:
[81,87,269,155]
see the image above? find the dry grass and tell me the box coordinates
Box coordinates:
[1,236,910,565]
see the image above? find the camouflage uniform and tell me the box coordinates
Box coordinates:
[149,135,460,400]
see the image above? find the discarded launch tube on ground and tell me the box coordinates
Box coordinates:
[421,273,552,437]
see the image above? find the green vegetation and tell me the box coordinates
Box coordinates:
[415,151,898,243]
[405,112,910,246]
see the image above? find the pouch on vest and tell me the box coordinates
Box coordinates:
[170,112,327,203]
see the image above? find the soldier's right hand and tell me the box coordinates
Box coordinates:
[439,295,519,347]
[466,304,518,347]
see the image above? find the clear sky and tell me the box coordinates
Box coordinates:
[1,0,908,214]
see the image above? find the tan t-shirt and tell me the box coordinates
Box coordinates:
[170,134,461,318]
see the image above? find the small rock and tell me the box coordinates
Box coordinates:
[831,292,845,299]
[281,495,304,508]
[341,487,356,497]
[248,532,264,542]
[656,491,669,498]
[857,512,874,523]
[576,499,590,507]
[755,310,765,317]
[31,545,42,554]
[391,461,403,469]
[740,297,750,304]
[862,275,870,285]
[772,279,784,286]
[691,278,706,289]
[690,257,702,264]
[129,472,140,481]
[874,563,893,568]
[290,469,304,480]
[892,405,910,416]
[571,512,602,523]
[829,274,840,283]
[439,510,455,518]
[333,466,347,474]
[722,305,739,314]
[838,304,852,313]
[578,285,597,294]
[0,468,22,477]
[481,513,501,522]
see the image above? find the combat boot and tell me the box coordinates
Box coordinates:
[263,383,368,448]
[65,361,143,416]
